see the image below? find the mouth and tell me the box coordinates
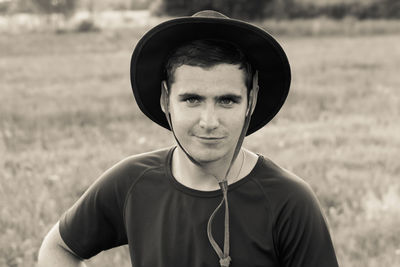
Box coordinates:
[196,136,225,140]
[195,136,226,144]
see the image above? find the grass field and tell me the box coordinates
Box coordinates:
[1,26,399,266]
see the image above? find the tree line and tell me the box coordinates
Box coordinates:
[2,0,399,19]
[153,0,400,19]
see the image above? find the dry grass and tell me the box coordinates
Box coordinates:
[1,27,399,267]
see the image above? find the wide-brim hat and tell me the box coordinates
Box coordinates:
[130,10,291,135]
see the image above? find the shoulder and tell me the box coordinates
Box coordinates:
[252,157,338,266]
[252,156,315,197]
[250,155,321,215]
[89,147,173,195]
[115,147,171,172]
[105,147,171,178]
[67,147,173,218]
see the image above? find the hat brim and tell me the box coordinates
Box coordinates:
[130,16,291,135]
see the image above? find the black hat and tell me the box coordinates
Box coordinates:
[130,10,291,135]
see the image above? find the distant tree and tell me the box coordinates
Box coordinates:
[31,0,77,17]
[6,0,36,13]
[152,0,400,19]
[363,0,400,19]
[0,0,12,13]
[131,0,153,10]
[152,0,279,20]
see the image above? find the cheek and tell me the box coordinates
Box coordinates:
[222,105,247,122]
[169,105,196,132]
[222,107,248,135]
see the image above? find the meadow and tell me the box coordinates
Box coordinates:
[1,22,400,266]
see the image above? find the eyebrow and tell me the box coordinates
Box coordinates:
[178,93,243,102]
[216,94,243,102]
[178,93,206,100]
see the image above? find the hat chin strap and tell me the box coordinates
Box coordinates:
[160,72,258,267]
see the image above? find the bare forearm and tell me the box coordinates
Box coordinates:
[38,243,87,267]
[38,221,87,267]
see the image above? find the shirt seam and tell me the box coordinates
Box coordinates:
[122,166,162,229]
[122,165,165,231]
[250,176,280,264]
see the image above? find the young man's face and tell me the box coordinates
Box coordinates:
[167,63,248,164]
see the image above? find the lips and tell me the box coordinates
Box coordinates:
[196,136,225,140]
[195,136,226,144]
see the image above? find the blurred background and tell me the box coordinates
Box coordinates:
[1,0,399,266]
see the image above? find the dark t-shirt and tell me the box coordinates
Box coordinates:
[60,147,338,267]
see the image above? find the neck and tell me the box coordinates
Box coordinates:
[172,146,244,191]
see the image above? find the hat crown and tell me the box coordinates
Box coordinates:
[192,10,229,19]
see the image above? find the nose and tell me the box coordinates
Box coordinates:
[199,104,219,130]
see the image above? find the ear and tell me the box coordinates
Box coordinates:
[247,71,259,116]
[160,80,169,114]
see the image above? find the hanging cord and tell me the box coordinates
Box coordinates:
[160,72,259,267]
[206,71,258,266]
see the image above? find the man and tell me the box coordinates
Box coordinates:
[38,10,339,267]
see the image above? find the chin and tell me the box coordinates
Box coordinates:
[187,147,229,164]
[177,135,236,164]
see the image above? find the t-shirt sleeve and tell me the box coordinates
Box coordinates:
[274,180,339,267]
[59,159,133,259]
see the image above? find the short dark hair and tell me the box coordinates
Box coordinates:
[164,39,254,91]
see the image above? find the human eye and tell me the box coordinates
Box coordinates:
[218,95,241,107]
[219,98,234,105]
[179,94,202,106]
[185,97,200,104]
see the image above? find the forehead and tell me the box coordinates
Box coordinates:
[171,64,247,95]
